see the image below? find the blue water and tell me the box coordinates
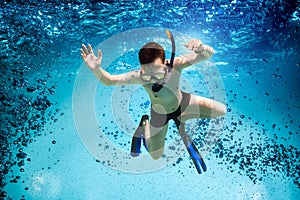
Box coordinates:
[1,0,300,199]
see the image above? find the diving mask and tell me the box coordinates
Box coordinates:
[140,67,167,83]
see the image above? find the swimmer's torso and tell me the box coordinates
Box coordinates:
[142,68,182,114]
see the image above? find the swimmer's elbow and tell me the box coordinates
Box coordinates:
[100,74,120,86]
[216,103,227,117]
[210,103,226,118]
[101,81,111,86]
[101,79,112,86]
[99,76,113,86]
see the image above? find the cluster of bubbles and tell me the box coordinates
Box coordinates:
[215,120,300,188]
[0,2,64,196]
[0,65,62,198]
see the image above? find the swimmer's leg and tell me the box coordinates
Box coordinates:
[180,93,226,121]
[131,115,168,159]
[145,123,169,160]
[175,119,207,173]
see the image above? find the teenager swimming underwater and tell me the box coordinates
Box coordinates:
[80,30,226,173]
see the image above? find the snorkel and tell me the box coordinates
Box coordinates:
[166,29,176,67]
[152,30,176,92]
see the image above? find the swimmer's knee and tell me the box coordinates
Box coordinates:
[149,148,164,160]
[145,139,164,160]
[146,125,167,160]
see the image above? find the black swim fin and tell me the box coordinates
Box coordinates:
[130,115,149,157]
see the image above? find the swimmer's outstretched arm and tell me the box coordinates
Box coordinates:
[80,44,141,86]
[173,39,215,70]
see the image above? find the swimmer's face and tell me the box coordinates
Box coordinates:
[140,58,167,83]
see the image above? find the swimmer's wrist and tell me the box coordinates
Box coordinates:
[91,66,101,72]
[194,50,203,54]
[194,45,205,54]
[195,45,215,56]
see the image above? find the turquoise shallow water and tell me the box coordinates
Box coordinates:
[1,1,300,199]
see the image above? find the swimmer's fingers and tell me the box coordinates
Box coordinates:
[194,40,203,49]
[81,44,94,55]
[185,39,197,49]
[192,40,203,51]
[80,48,86,60]
[97,49,102,59]
[185,39,203,52]
[81,44,89,54]
[97,49,103,64]
[194,41,204,53]
[88,44,94,54]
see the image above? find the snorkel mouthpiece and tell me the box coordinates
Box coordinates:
[152,83,163,92]
[151,30,176,93]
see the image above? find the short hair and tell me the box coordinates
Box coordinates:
[138,42,165,65]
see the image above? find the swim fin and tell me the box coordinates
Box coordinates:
[130,115,149,157]
[130,126,143,157]
[174,119,207,174]
[186,140,207,174]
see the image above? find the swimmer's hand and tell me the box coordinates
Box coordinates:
[185,39,215,55]
[185,39,204,53]
[80,44,102,70]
